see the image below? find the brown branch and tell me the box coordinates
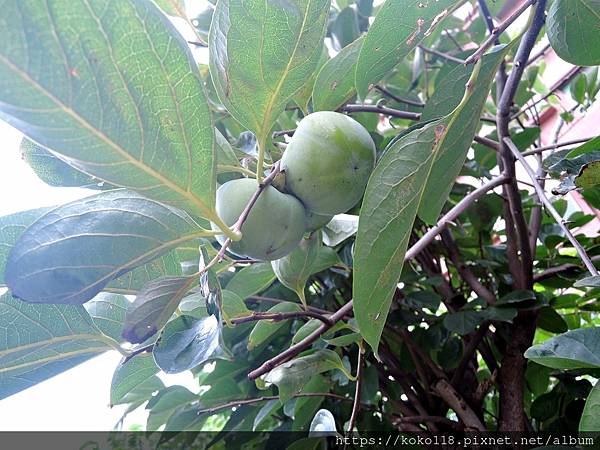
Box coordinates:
[451,323,490,386]
[246,296,333,316]
[465,0,537,65]
[196,392,352,416]
[477,0,499,43]
[474,135,500,151]
[505,137,599,276]
[374,85,425,108]
[341,104,422,121]
[433,379,486,431]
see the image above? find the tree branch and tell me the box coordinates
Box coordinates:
[433,379,486,431]
[521,137,595,156]
[374,85,425,108]
[505,137,600,276]
[533,256,600,282]
[419,45,466,65]
[465,0,537,65]
[247,301,354,380]
[230,309,333,326]
[341,104,421,121]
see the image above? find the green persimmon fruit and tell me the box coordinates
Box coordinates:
[281,111,376,215]
[305,211,333,231]
[212,178,306,261]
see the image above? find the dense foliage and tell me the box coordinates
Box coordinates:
[0,0,600,441]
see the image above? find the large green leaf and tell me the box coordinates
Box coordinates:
[418,45,510,224]
[0,0,219,220]
[0,207,51,285]
[271,233,321,307]
[354,0,461,100]
[153,314,221,374]
[146,385,197,431]
[353,48,504,352]
[524,327,600,369]
[312,37,363,112]
[580,381,600,432]
[209,0,330,156]
[5,191,205,305]
[110,353,159,406]
[547,0,600,66]
[262,349,350,402]
[0,292,112,400]
[122,276,195,344]
[225,263,276,299]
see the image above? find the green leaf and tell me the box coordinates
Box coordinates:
[253,398,280,431]
[110,354,159,406]
[352,50,506,352]
[580,381,600,432]
[122,276,195,344]
[418,44,511,224]
[272,233,321,307]
[525,327,600,369]
[0,207,51,285]
[331,7,360,50]
[420,63,472,122]
[322,214,359,247]
[354,0,461,100]
[115,374,164,407]
[547,0,600,66]
[154,0,186,17]
[5,191,204,305]
[20,138,112,189]
[225,263,276,299]
[209,0,330,150]
[85,292,128,341]
[153,314,221,374]
[247,303,302,351]
[146,385,197,431]
[537,307,569,334]
[443,310,485,335]
[575,276,600,288]
[575,160,600,189]
[263,349,350,402]
[313,37,363,112]
[497,290,537,306]
[0,292,111,400]
[221,289,251,323]
[0,0,218,219]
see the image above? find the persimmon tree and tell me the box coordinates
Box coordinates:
[0,0,600,440]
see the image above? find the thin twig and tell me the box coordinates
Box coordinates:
[341,104,421,121]
[505,137,599,276]
[248,301,353,380]
[474,135,500,151]
[246,296,333,316]
[464,0,537,65]
[477,0,498,42]
[374,85,425,107]
[533,255,600,282]
[196,392,352,416]
[230,310,333,326]
[419,46,466,65]
[432,379,486,431]
[347,346,364,433]
[521,137,594,156]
